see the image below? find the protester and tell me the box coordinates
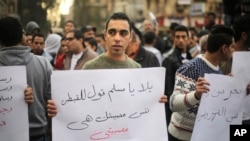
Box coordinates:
[142,31,162,66]
[47,12,167,117]
[24,32,33,47]
[63,20,76,36]
[126,23,160,67]
[220,14,250,124]
[63,29,98,70]
[44,33,62,59]
[168,25,235,141]
[221,14,250,75]
[204,12,217,31]
[54,37,69,70]
[31,33,53,63]
[0,16,52,141]
[162,25,192,140]
[142,19,166,54]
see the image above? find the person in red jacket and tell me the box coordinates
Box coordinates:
[54,37,69,70]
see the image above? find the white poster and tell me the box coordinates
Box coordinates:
[232,52,250,116]
[0,66,28,141]
[51,68,168,141]
[191,74,246,141]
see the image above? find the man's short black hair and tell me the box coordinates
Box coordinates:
[233,14,250,42]
[32,33,45,42]
[0,16,23,46]
[84,37,98,48]
[174,25,189,38]
[65,20,76,27]
[143,31,156,44]
[207,12,216,18]
[105,12,132,32]
[207,25,234,53]
[81,25,96,33]
[170,22,179,30]
[67,29,83,40]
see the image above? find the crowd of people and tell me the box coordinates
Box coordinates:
[0,10,250,141]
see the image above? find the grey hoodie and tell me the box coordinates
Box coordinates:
[0,46,52,136]
[25,21,40,34]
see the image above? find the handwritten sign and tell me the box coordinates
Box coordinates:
[232,52,250,116]
[191,74,246,141]
[51,68,168,141]
[0,66,28,141]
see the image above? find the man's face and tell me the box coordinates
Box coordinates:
[143,20,154,32]
[31,36,44,55]
[104,19,131,58]
[206,15,215,26]
[174,31,189,50]
[25,35,32,47]
[64,22,75,34]
[61,40,69,53]
[65,32,82,54]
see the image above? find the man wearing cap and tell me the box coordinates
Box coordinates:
[81,25,96,38]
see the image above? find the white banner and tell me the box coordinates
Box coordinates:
[0,66,28,141]
[232,52,250,115]
[191,74,246,141]
[51,68,168,141]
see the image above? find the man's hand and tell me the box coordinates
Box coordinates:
[195,77,210,100]
[159,95,168,103]
[47,100,57,117]
[24,86,33,104]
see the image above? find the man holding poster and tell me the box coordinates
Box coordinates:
[0,17,52,141]
[168,25,235,141]
[220,14,250,123]
[47,12,168,141]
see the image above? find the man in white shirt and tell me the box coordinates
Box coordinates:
[63,29,98,70]
[142,30,162,66]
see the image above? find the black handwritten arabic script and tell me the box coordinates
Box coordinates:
[66,108,150,130]
[61,82,153,105]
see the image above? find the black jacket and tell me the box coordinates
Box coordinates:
[134,46,160,68]
[162,47,192,96]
